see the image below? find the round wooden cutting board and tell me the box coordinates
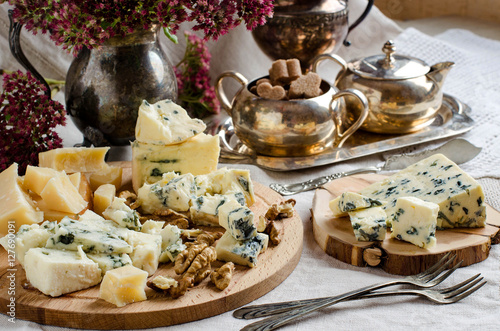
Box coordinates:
[0,175,303,329]
[312,174,500,275]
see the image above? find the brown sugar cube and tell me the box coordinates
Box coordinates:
[289,72,323,99]
[286,59,302,82]
[256,78,272,86]
[269,59,288,85]
[257,82,287,100]
[250,85,258,94]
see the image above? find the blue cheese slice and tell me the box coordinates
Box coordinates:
[103,197,142,231]
[24,247,102,297]
[215,232,269,267]
[158,224,186,263]
[360,154,486,229]
[189,192,245,226]
[390,197,438,249]
[131,133,220,192]
[137,172,196,214]
[329,192,385,217]
[45,217,132,254]
[87,253,133,275]
[135,99,206,145]
[348,207,387,241]
[218,199,257,241]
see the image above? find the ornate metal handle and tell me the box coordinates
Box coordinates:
[344,0,375,46]
[215,71,248,115]
[330,88,369,148]
[312,53,348,86]
[8,10,51,95]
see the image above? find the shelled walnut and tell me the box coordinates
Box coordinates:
[118,190,141,209]
[265,199,296,220]
[211,262,235,290]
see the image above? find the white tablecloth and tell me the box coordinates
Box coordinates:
[1,1,499,330]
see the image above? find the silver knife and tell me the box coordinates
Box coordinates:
[269,139,482,196]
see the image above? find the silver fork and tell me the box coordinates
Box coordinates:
[240,274,486,331]
[234,252,459,320]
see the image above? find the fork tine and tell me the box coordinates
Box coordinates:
[420,254,457,283]
[416,252,452,278]
[439,273,481,294]
[446,280,487,303]
[443,275,484,298]
[427,260,463,285]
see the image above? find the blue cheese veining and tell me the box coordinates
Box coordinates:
[215,231,269,267]
[359,154,486,229]
[218,199,257,241]
[329,192,385,217]
[348,206,387,241]
[390,197,438,249]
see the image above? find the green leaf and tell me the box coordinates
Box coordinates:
[163,27,178,44]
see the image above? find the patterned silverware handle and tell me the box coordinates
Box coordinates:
[269,166,380,196]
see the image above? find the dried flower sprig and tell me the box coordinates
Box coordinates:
[3,0,274,54]
[0,70,66,174]
[175,32,219,118]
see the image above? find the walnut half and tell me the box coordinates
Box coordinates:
[211,262,235,290]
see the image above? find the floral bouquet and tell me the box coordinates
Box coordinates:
[3,0,274,53]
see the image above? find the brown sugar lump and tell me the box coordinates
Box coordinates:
[269,59,288,85]
[286,59,301,82]
[256,78,272,86]
[256,82,287,100]
[289,72,323,99]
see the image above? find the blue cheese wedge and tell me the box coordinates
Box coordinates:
[218,199,257,241]
[194,168,255,206]
[329,192,385,217]
[158,224,186,263]
[135,99,206,145]
[189,192,245,226]
[24,247,102,297]
[215,231,269,267]
[360,154,486,229]
[390,197,438,249]
[0,221,56,267]
[45,217,132,254]
[103,197,142,231]
[348,207,387,241]
[87,253,133,275]
[131,133,220,192]
[137,172,196,214]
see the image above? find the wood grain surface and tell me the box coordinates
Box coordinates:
[312,174,500,275]
[0,165,303,329]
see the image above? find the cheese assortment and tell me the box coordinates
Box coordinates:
[0,99,283,306]
[131,99,219,192]
[329,153,487,249]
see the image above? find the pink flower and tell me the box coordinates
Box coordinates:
[0,70,66,174]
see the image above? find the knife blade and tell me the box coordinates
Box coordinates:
[269,139,482,196]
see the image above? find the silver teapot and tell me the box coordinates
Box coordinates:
[315,40,454,133]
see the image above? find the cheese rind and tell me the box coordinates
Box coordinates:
[38,147,109,173]
[215,232,269,267]
[390,197,438,249]
[135,99,206,145]
[329,192,385,217]
[218,199,257,241]
[348,207,387,241]
[360,154,486,229]
[131,133,220,192]
[24,247,102,297]
[0,163,43,236]
[99,265,148,307]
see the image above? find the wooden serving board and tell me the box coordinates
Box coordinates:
[0,165,303,329]
[312,174,500,275]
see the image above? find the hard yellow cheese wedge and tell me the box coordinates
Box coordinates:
[40,174,87,214]
[24,166,61,195]
[0,164,43,236]
[38,147,109,173]
[89,165,122,191]
[93,184,116,216]
[99,265,148,307]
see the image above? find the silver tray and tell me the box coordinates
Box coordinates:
[213,94,474,171]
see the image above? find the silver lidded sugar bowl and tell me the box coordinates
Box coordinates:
[315,40,455,134]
